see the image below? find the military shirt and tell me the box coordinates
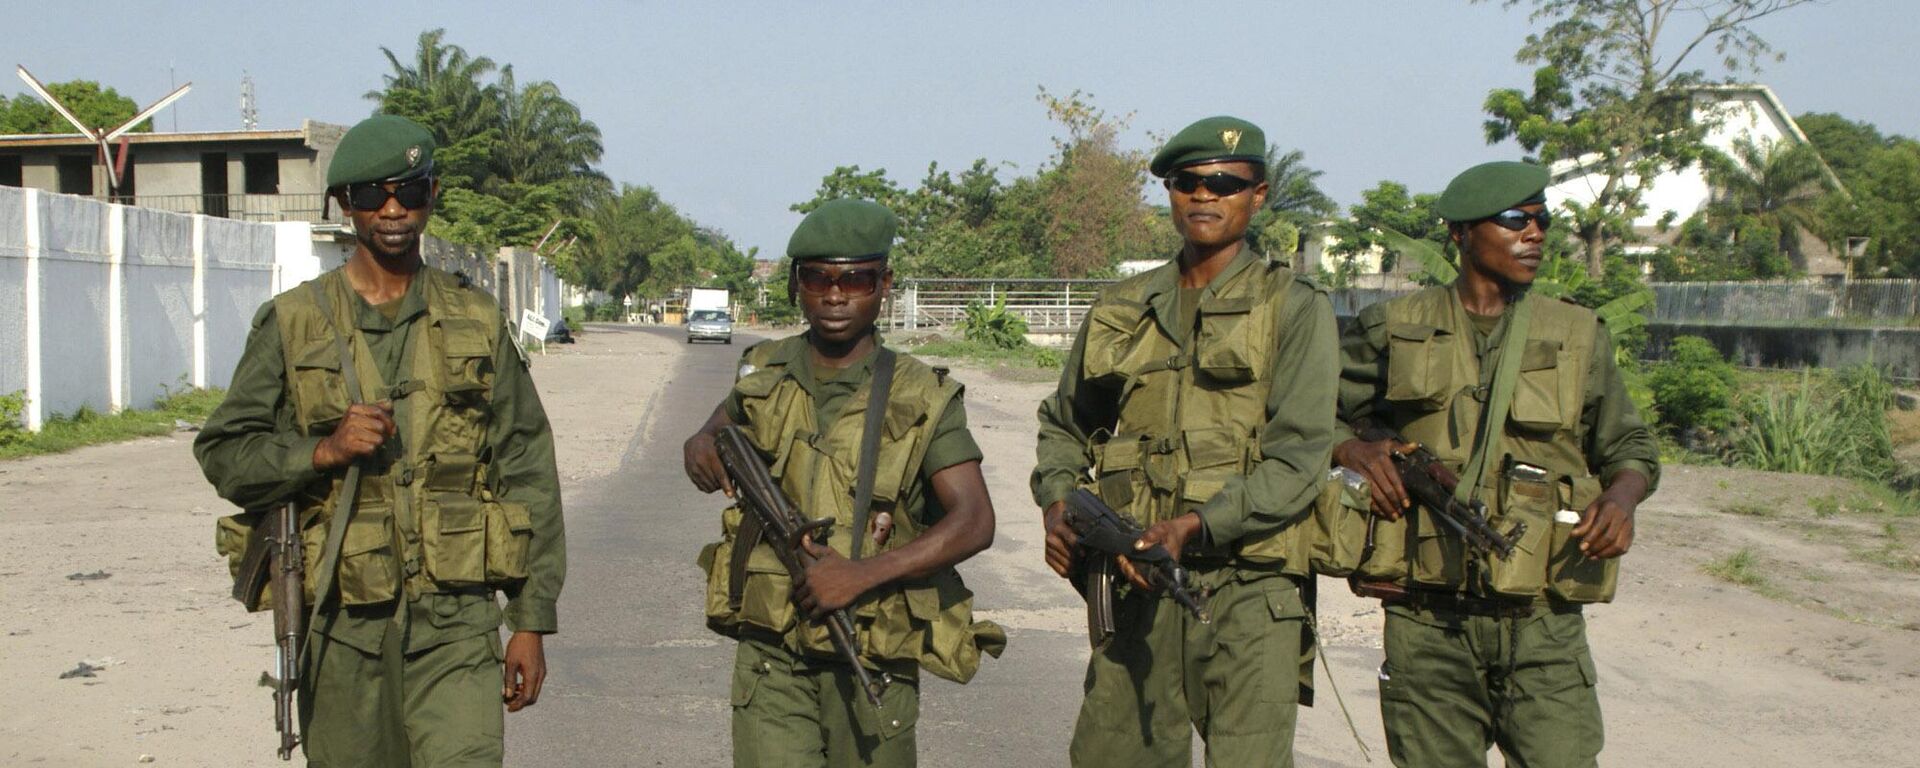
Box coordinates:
[1031,247,1341,546]
[725,334,984,485]
[1334,284,1661,490]
[195,270,566,651]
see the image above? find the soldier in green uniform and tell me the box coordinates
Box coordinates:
[197,114,566,767]
[1030,116,1340,767]
[1330,161,1658,767]
[682,199,1006,768]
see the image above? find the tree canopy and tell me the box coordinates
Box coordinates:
[365,29,753,297]
[0,80,151,135]
[1479,0,1817,276]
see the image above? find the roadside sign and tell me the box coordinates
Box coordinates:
[520,309,551,356]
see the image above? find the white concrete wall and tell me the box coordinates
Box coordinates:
[2,189,568,430]
[122,206,196,410]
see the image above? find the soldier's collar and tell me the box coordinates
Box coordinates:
[1144,241,1262,303]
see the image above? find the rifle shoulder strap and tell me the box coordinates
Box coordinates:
[848,347,897,561]
[302,279,366,653]
[1454,293,1532,506]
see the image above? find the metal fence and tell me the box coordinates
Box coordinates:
[1650,279,1920,326]
[886,278,1116,332]
[131,193,333,224]
[883,276,1920,331]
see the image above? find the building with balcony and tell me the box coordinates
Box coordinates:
[0,119,345,224]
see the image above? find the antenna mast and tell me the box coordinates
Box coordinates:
[240,72,257,131]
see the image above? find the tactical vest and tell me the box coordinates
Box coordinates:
[218,267,531,610]
[698,340,1006,684]
[1326,285,1617,602]
[1077,254,1320,574]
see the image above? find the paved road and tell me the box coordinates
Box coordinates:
[507,325,1374,767]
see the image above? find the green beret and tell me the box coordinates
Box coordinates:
[1435,161,1550,222]
[787,199,898,262]
[326,115,436,188]
[1149,116,1266,177]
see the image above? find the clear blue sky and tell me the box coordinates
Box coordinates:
[14,1,1903,259]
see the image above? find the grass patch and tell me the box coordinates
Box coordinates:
[1719,502,1774,518]
[906,339,1063,370]
[0,388,225,461]
[1703,548,1770,588]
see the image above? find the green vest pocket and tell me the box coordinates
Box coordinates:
[1307,468,1372,577]
[1485,473,1554,598]
[1509,340,1575,433]
[1548,475,1618,602]
[1384,324,1459,410]
[334,505,398,606]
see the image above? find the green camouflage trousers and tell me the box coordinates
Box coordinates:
[730,637,921,768]
[299,622,505,767]
[1379,602,1602,768]
[1069,570,1307,768]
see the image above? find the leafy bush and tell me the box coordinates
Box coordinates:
[958,298,1029,350]
[562,304,587,329]
[1730,366,1897,481]
[1647,336,1737,434]
[0,390,26,447]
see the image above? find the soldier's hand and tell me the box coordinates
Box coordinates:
[502,631,547,712]
[1041,501,1080,578]
[795,539,875,618]
[311,402,396,471]
[1116,513,1203,592]
[1573,491,1637,559]
[682,429,735,497]
[1333,437,1411,520]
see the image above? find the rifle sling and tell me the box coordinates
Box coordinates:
[847,347,896,561]
[302,280,367,663]
[1454,292,1532,507]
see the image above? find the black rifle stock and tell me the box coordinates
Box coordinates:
[231,503,304,760]
[1064,489,1209,650]
[1357,425,1524,560]
[713,425,887,709]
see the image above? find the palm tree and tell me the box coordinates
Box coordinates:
[491,66,606,189]
[366,29,502,160]
[1262,148,1337,223]
[1704,137,1837,270]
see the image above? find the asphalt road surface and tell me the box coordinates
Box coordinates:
[508,326,1092,767]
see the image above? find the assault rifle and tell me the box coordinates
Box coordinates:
[1064,489,1210,650]
[230,503,304,760]
[712,425,887,709]
[1356,425,1524,560]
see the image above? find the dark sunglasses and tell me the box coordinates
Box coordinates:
[343,177,435,212]
[1164,170,1259,196]
[1486,208,1551,232]
[795,265,886,296]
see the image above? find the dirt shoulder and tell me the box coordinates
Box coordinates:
[937,358,1920,767]
[0,325,677,768]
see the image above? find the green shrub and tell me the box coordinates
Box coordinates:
[0,390,26,447]
[1729,367,1897,481]
[1647,336,1737,434]
[958,299,1029,350]
[562,304,587,329]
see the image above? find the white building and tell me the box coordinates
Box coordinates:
[1546,84,1849,274]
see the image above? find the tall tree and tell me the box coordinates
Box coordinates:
[1702,137,1835,270]
[0,80,149,134]
[491,66,606,189]
[1262,147,1337,223]
[1035,87,1166,277]
[1479,0,1817,276]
